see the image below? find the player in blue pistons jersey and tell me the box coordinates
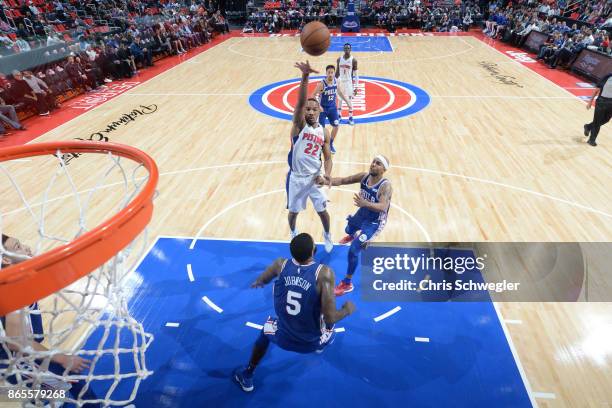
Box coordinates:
[327,155,392,296]
[311,65,351,154]
[233,233,355,392]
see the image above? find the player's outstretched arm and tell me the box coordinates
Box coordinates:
[4,311,91,372]
[318,265,355,325]
[329,172,367,187]
[335,57,340,78]
[354,181,392,212]
[291,61,318,136]
[251,257,284,288]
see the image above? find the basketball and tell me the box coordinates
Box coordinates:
[300,21,331,56]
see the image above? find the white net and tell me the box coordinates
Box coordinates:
[0,145,155,407]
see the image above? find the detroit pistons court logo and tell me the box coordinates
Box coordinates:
[249,76,430,124]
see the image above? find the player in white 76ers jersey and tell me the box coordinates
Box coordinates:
[336,43,358,125]
[287,61,334,252]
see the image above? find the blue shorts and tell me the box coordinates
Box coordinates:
[345,209,385,244]
[259,317,335,354]
[319,105,339,127]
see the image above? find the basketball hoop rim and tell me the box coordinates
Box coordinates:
[0,141,159,315]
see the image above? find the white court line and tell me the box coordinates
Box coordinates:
[431,95,576,100]
[533,392,556,399]
[333,161,612,220]
[202,296,223,313]
[414,337,430,343]
[165,322,180,328]
[245,322,263,330]
[503,319,523,325]
[188,188,431,249]
[189,189,284,249]
[334,327,346,333]
[226,35,474,65]
[6,160,612,221]
[186,263,195,282]
[492,302,538,407]
[373,306,402,322]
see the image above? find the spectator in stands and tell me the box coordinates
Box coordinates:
[0,94,26,137]
[22,71,58,111]
[116,42,136,77]
[212,10,229,34]
[152,28,172,56]
[548,33,576,68]
[0,34,15,56]
[65,55,93,92]
[130,36,153,68]
[10,70,50,116]
[46,31,64,46]
[537,31,563,60]
[78,36,92,52]
[54,64,74,93]
[243,21,255,33]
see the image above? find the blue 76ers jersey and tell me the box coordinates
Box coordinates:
[320,78,337,108]
[273,259,325,348]
[359,175,390,223]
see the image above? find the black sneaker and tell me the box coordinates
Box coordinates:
[233,367,254,392]
[583,124,590,137]
[587,139,597,147]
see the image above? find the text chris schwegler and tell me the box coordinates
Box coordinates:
[369,254,520,293]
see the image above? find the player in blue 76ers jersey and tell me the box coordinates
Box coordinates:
[233,233,355,392]
[311,65,351,154]
[327,155,392,296]
[286,61,334,252]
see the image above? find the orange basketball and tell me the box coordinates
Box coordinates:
[300,21,330,56]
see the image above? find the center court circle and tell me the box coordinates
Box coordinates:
[249,76,430,124]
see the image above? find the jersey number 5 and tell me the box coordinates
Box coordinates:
[286,290,302,315]
[303,143,320,157]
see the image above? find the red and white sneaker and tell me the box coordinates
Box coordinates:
[334,281,354,297]
[338,234,355,245]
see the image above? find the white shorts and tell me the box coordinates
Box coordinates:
[338,80,353,100]
[286,173,328,213]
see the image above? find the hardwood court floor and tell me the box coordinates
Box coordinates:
[2,34,611,407]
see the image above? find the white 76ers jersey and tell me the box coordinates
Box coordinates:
[339,55,354,81]
[290,124,325,177]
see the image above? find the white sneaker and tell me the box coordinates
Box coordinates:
[291,229,299,239]
[323,232,333,253]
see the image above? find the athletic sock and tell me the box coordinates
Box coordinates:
[342,277,352,285]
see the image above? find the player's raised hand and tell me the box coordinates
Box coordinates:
[323,175,332,189]
[294,61,319,75]
[251,278,265,288]
[353,193,367,208]
[315,175,326,187]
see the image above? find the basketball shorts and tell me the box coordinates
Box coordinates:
[261,316,335,354]
[319,105,339,127]
[286,172,327,213]
[338,79,354,99]
[345,209,385,244]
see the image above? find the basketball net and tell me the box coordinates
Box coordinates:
[0,143,156,407]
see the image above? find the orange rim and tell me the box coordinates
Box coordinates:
[0,141,158,315]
